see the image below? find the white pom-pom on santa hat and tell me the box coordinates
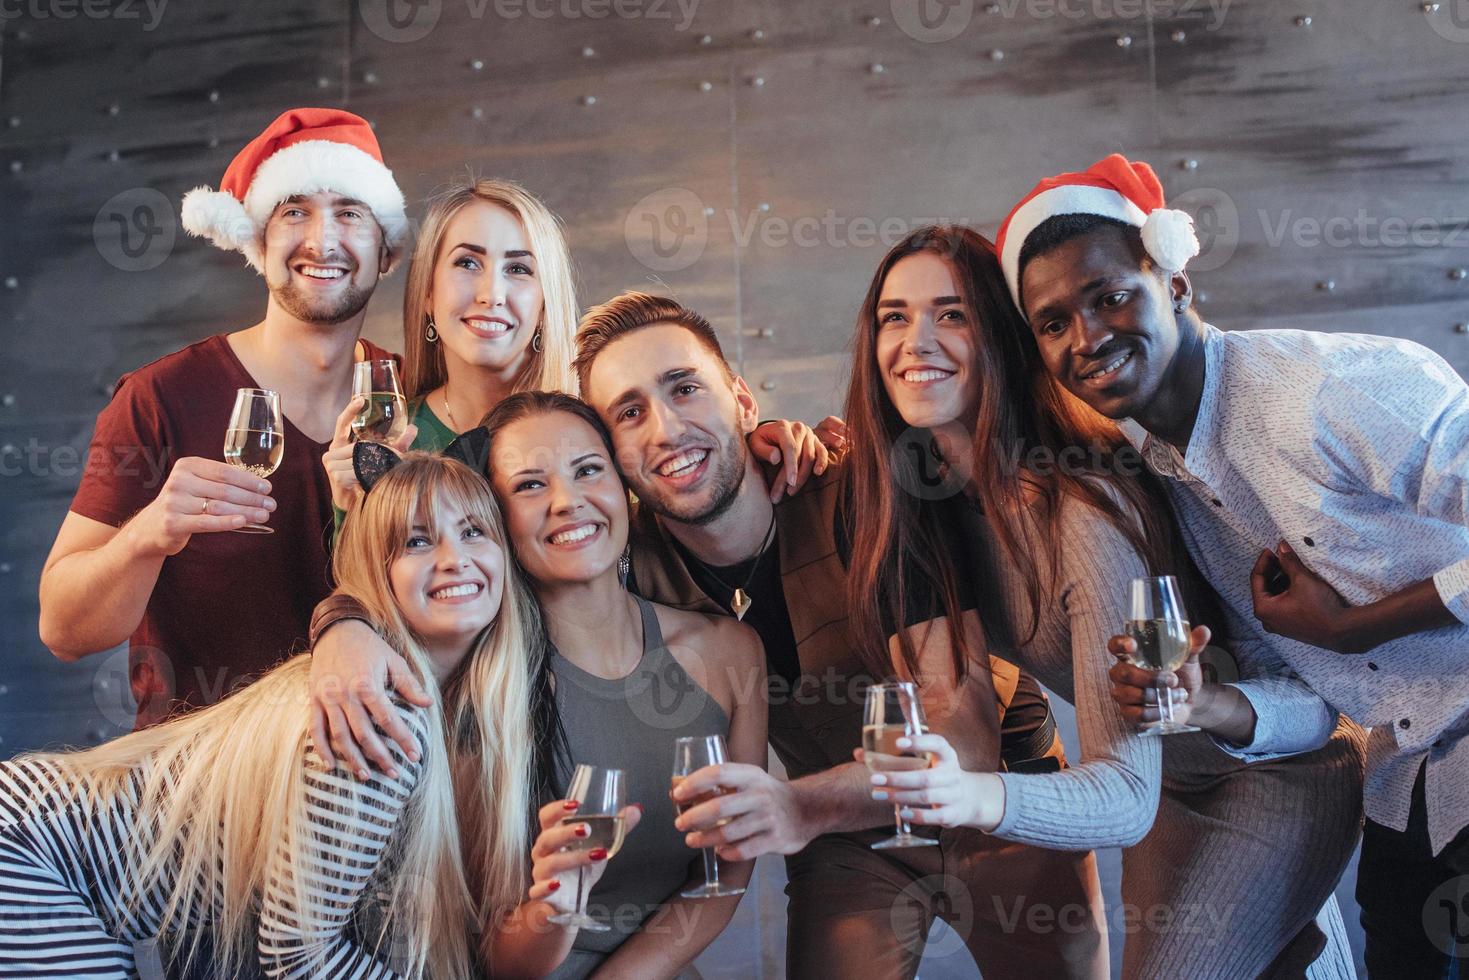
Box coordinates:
[1140,208,1200,273]
[181,186,265,271]
[997,154,1200,308]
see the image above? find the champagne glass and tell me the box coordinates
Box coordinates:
[1125,575,1201,736]
[223,388,283,534]
[349,359,408,445]
[863,681,938,850]
[672,734,747,900]
[547,764,627,932]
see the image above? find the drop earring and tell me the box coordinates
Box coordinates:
[618,546,631,587]
[426,317,439,343]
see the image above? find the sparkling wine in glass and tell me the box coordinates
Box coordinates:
[863,681,938,850]
[349,359,408,445]
[224,388,282,534]
[547,764,626,932]
[1125,575,1200,736]
[672,734,746,900]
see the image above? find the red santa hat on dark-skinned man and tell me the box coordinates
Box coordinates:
[181,107,409,275]
[996,153,1199,310]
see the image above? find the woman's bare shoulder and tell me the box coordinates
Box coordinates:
[650,602,764,671]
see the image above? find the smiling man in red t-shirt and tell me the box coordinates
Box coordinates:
[39,108,413,728]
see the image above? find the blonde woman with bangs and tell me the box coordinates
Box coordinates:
[0,454,634,979]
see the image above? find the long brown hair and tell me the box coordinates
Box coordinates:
[842,225,1176,682]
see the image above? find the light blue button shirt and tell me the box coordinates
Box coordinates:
[1119,323,1469,855]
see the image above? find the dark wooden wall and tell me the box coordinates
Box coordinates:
[3,1,1467,974]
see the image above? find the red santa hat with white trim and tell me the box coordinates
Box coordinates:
[996,153,1199,309]
[181,107,409,275]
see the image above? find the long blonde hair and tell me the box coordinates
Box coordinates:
[27,455,542,979]
[402,178,579,399]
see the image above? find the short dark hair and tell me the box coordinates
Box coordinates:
[1015,213,1145,311]
[573,291,732,393]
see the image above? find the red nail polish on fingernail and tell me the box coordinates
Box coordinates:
[630,802,644,813]
[575,825,589,838]
[563,800,580,810]
[589,848,608,861]
[548,880,561,892]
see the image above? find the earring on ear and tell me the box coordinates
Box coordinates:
[426,317,439,343]
[532,330,543,354]
[618,546,631,588]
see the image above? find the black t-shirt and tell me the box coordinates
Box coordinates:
[669,533,804,691]
[630,496,1060,771]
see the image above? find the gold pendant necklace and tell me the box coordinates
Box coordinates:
[699,509,777,621]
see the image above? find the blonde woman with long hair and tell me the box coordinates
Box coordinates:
[0,454,636,978]
[322,178,580,518]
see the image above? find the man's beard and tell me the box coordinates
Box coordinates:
[636,420,748,527]
[270,275,373,325]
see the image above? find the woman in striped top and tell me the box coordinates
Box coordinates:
[0,454,629,979]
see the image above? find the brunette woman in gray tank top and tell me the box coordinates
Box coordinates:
[482,391,768,980]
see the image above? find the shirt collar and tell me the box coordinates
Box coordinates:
[1119,322,1225,486]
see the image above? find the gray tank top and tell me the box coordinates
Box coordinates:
[546,594,730,978]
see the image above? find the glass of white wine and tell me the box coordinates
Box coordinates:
[223,388,282,534]
[672,734,746,900]
[548,764,627,932]
[349,359,408,445]
[1125,575,1200,737]
[863,681,938,850]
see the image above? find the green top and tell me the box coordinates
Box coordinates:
[406,393,457,452]
[330,395,462,546]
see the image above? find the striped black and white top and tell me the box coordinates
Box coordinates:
[0,703,431,979]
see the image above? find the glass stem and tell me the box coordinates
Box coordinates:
[574,865,590,918]
[893,804,911,838]
[702,847,720,888]
[1156,682,1174,726]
